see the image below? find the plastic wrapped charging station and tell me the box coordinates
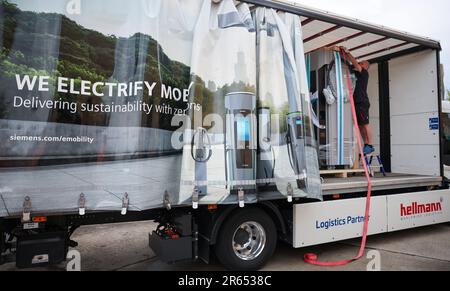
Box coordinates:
[0,0,323,217]
[307,50,358,168]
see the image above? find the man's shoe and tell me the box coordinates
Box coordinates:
[363,145,375,155]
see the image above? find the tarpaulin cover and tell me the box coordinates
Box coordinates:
[0,0,322,217]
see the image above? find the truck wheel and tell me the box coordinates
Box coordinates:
[215,207,277,271]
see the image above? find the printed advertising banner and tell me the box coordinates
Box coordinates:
[0,0,321,217]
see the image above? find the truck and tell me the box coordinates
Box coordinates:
[0,0,449,271]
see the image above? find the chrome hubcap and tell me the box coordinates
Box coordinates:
[232,221,266,261]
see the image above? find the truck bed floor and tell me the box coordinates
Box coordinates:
[322,173,442,195]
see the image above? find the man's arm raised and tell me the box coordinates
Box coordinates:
[341,47,362,72]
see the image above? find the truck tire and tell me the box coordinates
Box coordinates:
[215,207,277,271]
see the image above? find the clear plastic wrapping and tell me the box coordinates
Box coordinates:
[307,50,358,168]
[0,0,322,217]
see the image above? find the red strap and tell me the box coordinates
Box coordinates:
[304,49,372,267]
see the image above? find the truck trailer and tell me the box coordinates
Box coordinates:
[0,0,449,271]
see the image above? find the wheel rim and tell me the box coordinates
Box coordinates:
[232,221,266,261]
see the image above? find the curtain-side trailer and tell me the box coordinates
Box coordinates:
[0,0,449,270]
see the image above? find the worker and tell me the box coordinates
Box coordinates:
[338,46,374,155]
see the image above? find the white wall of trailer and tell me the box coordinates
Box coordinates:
[293,190,450,248]
[367,63,381,156]
[389,49,440,176]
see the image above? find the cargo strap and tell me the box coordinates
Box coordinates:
[22,196,32,222]
[78,193,86,216]
[287,183,294,203]
[238,188,245,208]
[192,188,199,210]
[121,193,129,215]
[163,191,171,211]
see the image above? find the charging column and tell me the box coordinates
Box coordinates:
[225,92,257,195]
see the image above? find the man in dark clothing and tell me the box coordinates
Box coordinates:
[340,46,374,155]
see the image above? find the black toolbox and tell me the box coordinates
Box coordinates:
[16,231,68,268]
[149,231,193,263]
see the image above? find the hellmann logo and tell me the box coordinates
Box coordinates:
[400,201,442,217]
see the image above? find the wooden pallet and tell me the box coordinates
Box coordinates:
[320,169,366,178]
[321,166,382,178]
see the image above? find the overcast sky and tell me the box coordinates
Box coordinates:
[294,0,450,91]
